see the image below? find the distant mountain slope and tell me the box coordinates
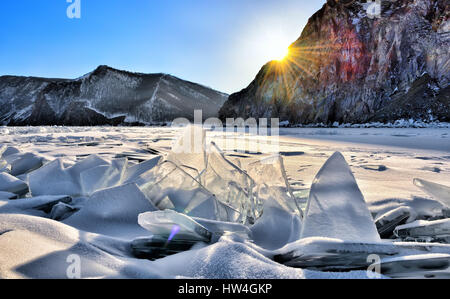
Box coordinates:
[219,0,449,124]
[0,65,228,126]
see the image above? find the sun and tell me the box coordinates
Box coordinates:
[264,37,291,62]
[274,47,290,62]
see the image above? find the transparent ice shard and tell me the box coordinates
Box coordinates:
[300,152,381,243]
[122,156,161,184]
[67,155,110,176]
[200,142,255,223]
[166,125,207,175]
[394,219,450,242]
[0,172,28,196]
[110,157,128,186]
[193,217,253,241]
[245,154,302,218]
[414,178,450,207]
[29,159,81,196]
[80,165,120,196]
[138,210,212,242]
[137,161,239,222]
[375,206,415,239]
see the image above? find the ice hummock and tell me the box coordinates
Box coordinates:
[300,152,381,243]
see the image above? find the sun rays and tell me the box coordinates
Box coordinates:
[257,27,365,105]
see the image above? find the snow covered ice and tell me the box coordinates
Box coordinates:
[300,152,381,243]
[414,178,450,208]
[0,126,449,279]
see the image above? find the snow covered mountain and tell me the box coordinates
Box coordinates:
[219,0,449,124]
[0,65,228,126]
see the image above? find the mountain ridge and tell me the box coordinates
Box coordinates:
[0,65,228,126]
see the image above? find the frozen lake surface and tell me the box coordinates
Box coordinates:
[0,126,449,279]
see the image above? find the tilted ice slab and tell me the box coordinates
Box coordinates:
[193,217,253,241]
[274,236,450,274]
[0,172,28,196]
[245,154,302,218]
[138,210,212,242]
[29,159,82,196]
[251,198,302,250]
[395,219,450,240]
[375,206,415,238]
[122,156,161,184]
[414,178,450,208]
[274,237,398,271]
[8,153,44,177]
[78,156,127,195]
[377,254,450,279]
[300,152,380,243]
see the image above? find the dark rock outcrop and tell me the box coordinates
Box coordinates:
[220,0,449,124]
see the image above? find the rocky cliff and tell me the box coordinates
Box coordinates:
[220,0,449,124]
[0,66,228,126]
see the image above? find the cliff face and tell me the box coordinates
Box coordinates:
[220,0,450,124]
[0,66,228,126]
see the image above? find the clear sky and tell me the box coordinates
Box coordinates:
[0,0,325,94]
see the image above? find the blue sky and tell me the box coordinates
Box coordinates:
[0,0,325,94]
